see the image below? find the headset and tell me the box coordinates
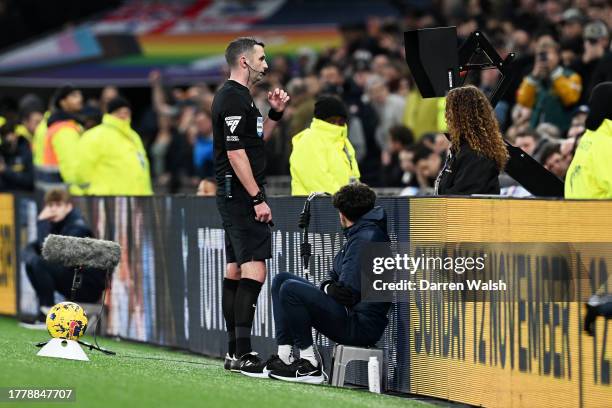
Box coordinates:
[245,62,267,76]
[242,57,267,84]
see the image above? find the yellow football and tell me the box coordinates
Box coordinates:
[46,302,88,340]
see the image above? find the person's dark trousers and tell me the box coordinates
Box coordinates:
[271,272,374,349]
[25,251,105,308]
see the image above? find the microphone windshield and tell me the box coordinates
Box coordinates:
[42,235,121,270]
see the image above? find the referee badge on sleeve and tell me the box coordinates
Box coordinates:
[225,116,241,134]
[257,116,263,138]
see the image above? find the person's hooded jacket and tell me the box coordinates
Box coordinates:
[38,111,82,190]
[320,206,391,344]
[565,82,612,198]
[290,118,360,195]
[74,114,152,196]
[0,135,34,191]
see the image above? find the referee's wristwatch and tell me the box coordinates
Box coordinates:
[251,190,266,206]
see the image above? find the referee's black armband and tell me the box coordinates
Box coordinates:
[251,190,266,206]
[268,108,284,121]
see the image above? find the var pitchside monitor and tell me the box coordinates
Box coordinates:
[404,26,459,98]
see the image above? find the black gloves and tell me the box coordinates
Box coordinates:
[320,279,360,307]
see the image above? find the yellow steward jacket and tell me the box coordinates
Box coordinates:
[565,119,612,198]
[39,113,82,189]
[403,89,446,140]
[290,118,360,196]
[75,114,152,196]
[32,112,50,166]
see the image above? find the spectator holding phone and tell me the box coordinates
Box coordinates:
[517,34,582,133]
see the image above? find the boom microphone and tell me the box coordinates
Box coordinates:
[42,235,121,270]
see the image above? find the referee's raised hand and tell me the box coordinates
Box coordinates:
[267,88,290,112]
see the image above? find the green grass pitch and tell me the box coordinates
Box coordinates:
[0,316,433,408]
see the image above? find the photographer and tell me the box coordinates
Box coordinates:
[22,189,106,326]
[265,183,391,384]
[517,35,582,133]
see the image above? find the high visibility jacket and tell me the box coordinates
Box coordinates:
[290,118,360,196]
[402,88,446,140]
[565,119,612,198]
[75,114,152,196]
[15,124,32,143]
[32,112,49,166]
[37,113,82,191]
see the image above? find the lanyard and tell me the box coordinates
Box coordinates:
[434,150,454,195]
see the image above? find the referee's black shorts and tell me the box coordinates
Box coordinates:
[216,186,272,266]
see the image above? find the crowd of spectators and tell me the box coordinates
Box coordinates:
[1,0,611,196]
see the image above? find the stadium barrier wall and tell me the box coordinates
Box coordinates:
[0,194,17,316]
[7,194,612,407]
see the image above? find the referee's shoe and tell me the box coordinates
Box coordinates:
[268,358,325,384]
[224,353,240,372]
[238,352,289,378]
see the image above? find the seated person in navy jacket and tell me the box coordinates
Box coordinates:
[238,183,391,384]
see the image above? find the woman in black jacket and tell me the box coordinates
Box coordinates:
[435,85,509,195]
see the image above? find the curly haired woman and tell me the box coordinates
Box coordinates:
[435,85,509,195]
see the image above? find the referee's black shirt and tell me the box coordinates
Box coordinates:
[212,79,266,192]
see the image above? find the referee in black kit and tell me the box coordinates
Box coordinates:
[212,37,290,376]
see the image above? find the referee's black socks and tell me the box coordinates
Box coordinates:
[234,278,264,357]
[222,278,240,357]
